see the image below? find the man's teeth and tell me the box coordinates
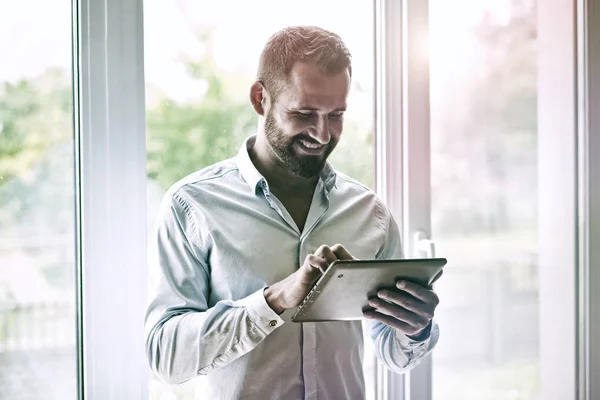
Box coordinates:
[299,140,322,149]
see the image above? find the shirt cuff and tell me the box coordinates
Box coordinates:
[405,321,433,342]
[395,320,438,352]
[236,287,285,334]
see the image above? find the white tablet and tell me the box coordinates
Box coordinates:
[290,258,447,323]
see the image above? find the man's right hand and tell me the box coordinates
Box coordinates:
[264,244,355,314]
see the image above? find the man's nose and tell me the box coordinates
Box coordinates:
[312,115,330,144]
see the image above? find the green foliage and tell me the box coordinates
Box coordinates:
[0,68,72,186]
[0,69,73,231]
[147,96,255,190]
[146,27,254,189]
[328,121,373,189]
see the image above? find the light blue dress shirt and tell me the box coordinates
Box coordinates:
[144,136,439,400]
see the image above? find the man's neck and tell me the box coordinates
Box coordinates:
[250,134,319,196]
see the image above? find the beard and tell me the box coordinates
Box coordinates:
[264,110,337,178]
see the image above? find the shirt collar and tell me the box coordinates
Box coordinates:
[236,135,337,195]
[236,135,265,193]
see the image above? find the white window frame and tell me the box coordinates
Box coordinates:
[398,1,432,399]
[374,0,406,397]
[578,0,600,398]
[74,0,148,398]
[375,0,431,399]
[538,0,579,399]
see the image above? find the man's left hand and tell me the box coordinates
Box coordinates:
[363,277,441,339]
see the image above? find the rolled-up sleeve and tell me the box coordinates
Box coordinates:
[370,208,440,373]
[144,190,284,384]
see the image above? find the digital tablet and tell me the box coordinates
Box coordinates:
[290,258,447,323]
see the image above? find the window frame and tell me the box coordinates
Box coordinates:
[538,0,579,398]
[394,0,584,399]
[375,0,432,399]
[74,0,149,398]
[374,0,408,397]
[579,0,600,397]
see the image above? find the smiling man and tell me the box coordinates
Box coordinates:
[144,26,440,400]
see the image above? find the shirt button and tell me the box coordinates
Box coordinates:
[269,320,277,327]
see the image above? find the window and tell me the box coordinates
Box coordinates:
[143,1,375,399]
[0,1,78,399]
[428,0,540,398]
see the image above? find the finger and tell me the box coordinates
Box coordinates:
[305,254,329,274]
[298,255,330,286]
[367,297,430,328]
[395,280,440,306]
[376,289,435,319]
[329,243,355,260]
[363,310,423,336]
[314,245,338,265]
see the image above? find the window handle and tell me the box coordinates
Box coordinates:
[413,231,436,258]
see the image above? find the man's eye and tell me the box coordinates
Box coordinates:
[329,112,344,118]
[296,112,313,118]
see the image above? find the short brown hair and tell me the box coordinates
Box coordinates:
[256,25,352,101]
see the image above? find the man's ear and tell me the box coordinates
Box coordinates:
[250,81,270,116]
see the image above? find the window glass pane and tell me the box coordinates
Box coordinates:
[0,1,77,399]
[144,1,375,399]
[429,1,539,399]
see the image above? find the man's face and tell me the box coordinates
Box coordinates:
[264,62,350,178]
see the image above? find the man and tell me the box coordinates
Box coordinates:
[145,25,440,400]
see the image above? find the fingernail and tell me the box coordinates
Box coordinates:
[397,281,406,288]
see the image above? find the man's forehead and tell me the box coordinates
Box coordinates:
[288,62,349,87]
[284,90,347,111]
[281,62,350,106]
